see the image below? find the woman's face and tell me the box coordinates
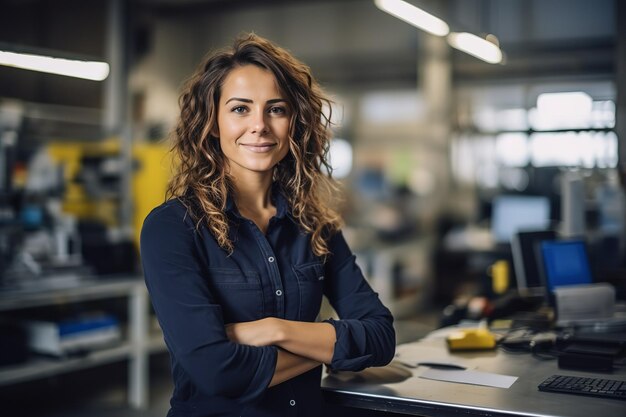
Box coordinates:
[216,64,291,180]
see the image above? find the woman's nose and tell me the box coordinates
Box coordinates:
[250,111,268,134]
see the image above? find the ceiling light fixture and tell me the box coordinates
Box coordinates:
[0,50,110,81]
[447,32,503,64]
[374,0,449,37]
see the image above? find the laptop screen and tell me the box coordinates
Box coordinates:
[511,230,556,296]
[540,239,593,294]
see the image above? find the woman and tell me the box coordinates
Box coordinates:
[140,33,395,417]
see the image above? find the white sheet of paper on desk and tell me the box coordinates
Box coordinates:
[419,368,517,389]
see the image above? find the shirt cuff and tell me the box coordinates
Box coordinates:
[324,318,373,371]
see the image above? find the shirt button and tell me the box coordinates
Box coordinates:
[289,399,296,406]
[268,256,275,263]
[275,289,282,296]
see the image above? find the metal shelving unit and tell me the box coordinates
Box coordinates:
[0,276,166,409]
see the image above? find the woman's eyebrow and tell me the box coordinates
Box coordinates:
[225,97,252,104]
[224,97,286,104]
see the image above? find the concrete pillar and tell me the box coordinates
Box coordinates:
[103,0,133,235]
[418,33,452,204]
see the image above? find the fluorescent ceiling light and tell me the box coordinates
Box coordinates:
[0,50,110,81]
[447,32,503,64]
[374,0,449,36]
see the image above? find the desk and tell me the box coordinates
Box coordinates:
[322,335,626,417]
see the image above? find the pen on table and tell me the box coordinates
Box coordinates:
[395,359,467,370]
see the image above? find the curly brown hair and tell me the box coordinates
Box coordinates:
[166,33,343,257]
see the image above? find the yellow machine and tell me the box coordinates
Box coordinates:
[131,142,173,247]
[46,138,172,250]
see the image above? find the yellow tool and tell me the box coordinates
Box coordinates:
[446,327,497,351]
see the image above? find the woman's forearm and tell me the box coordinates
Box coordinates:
[226,318,336,364]
[269,349,321,387]
[274,320,336,364]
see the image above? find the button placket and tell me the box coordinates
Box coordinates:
[263,247,283,312]
[250,224,284,317]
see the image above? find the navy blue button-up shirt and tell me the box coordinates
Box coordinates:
[140,188,395,417]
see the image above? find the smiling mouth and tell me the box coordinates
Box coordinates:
[240,143,277,153]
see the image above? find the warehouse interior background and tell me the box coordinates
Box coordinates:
[0,0,624,415]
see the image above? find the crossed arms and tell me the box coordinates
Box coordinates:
[226,318,336,386]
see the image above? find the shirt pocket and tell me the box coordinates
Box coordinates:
[208,268,264,322]
[293,261,325,321]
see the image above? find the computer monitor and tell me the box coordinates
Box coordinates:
[491,195,551,244]
[539,239,593,303]
[511,230,557,296]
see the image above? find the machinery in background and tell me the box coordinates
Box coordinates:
[0,126,172,289]
[1,141,91,289]
[45,139,172,277]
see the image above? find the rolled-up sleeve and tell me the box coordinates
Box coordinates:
[140,204,277,403]
[323,231,396,371]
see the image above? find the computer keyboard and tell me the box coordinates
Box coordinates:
[538,374,626,400]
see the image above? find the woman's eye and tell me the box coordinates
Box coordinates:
[269,106,286,115]
[231,106,247,114]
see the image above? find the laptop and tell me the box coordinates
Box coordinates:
[511,230,557,297]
